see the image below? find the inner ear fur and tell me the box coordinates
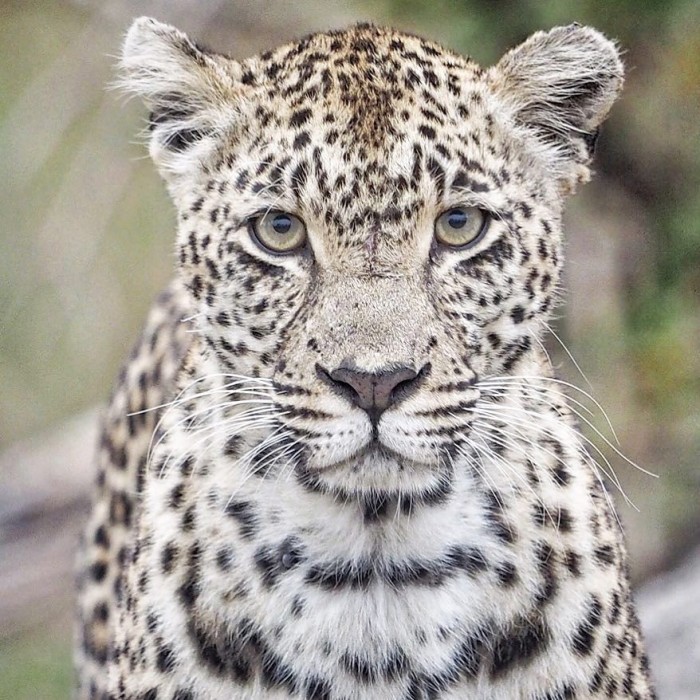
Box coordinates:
[489,24,624,191]
[118,17,243,176]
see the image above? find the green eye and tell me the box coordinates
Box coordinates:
[435,207,489,248]
[249,211,307,253]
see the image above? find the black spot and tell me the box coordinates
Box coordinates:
[445,545,489,576]
[241,70,256,86]
[260,646,298,693]
[225,500,258,540]
[160,542,178,575]
[490,614,550,677]
[305,675,331,699]
[180,456,194,477]
[341,653,377,683]
[248,436,294,477]
[551,463,571,486]
[181,505,196,532]
[290,161,309,198]
[255,536,304,588]
[93,524,109,548]
[399,475,452,512]
[427,157,445,196]
[177,571,199,608]
[172,690,195,700]
[453,632,485,678]
[418,124,436,140]
[534,684,576,700]
[517,201,533,219]
[290,108,313,128]
[293,131,311,150]
[223,435,243,457]
[306,557,373,590]
[93,601,109,622]
[290,595,305,619]
[495,561,519,587]
[156,644,176,673]
[490,517,517,545]
[594,543,616,567]
[557,507,573,533]
[501,335,532,372]
[486,332,501,348]
[608,590,622,625]
[362,493,390,522]
[534,541,558,605]
[307,544,486,591]
[572,595,603,655]
[187,617,274,684]
[510,305,526,324]
[169,483,185,510]
[253,547,281,588]
[563,549,582,577]
[216,546,235,572]
[91,561,108,582]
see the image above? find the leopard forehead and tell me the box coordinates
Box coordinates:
[236,22,485,153]
[124,18,623,220]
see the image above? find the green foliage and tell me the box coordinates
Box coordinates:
[0,634,72,700]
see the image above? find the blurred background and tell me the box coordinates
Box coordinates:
[1,0,698,697]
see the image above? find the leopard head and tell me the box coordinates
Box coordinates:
[120,18,623,494]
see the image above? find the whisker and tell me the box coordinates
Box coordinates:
[463,421,564,522]
[479,380,656,479]
[154,413,281,479]
[543,320,593,392]
[470,403,635,513]
[479,375,620,445]
[469,416,627,527]
[133,373,274,417]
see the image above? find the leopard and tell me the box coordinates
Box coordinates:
[74,16,656,700]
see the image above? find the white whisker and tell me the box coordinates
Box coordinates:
[480,374,620,445]
[543,320,593,392]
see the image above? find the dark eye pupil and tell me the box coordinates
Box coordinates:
[447,209,467,229]
[272,214,292,234]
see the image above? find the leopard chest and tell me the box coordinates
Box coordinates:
[130,431,611,699]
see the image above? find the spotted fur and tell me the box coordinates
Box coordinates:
[75,18,655,699]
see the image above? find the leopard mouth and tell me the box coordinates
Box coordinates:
[322,436,439,471]
[361,440,421,463]
[295,436,451,500]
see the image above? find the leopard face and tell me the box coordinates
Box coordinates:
[122,20,621,498]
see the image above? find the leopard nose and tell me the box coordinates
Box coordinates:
[319,361,427,421]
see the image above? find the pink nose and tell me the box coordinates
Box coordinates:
[318,361,427,423]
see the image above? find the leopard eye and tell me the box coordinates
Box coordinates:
[434,206,489,248]
[249,211,307,254]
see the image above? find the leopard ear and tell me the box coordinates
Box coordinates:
[119,17,242,182]
[489,24,624,193]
